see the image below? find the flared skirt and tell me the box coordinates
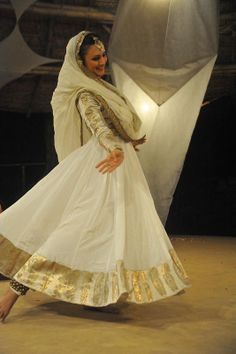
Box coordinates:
[0,137,190,306]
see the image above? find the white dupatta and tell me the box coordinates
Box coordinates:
[51,31,142,162]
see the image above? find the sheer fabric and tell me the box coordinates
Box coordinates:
[109,0,218,223]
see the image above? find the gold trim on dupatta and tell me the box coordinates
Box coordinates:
[77,89,140,144]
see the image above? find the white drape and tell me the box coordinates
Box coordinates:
[109,0,218,223]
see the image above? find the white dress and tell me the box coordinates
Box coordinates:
[0,92,190,306]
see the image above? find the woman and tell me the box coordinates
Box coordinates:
[0,31,190,322]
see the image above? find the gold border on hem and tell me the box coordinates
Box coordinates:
[0,234,190,307]
[15,255,190,307]
[0,234,31,278]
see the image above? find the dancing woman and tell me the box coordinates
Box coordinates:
[0,31,190,322]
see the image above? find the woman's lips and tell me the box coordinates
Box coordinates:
[95,66,105,76]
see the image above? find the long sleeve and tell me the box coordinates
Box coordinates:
[77,92,123,153]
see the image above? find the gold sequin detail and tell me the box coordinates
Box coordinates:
[78,92,123,153]
[0,234,190,306]
[140,271,153,302]
[149,267,166,296]
[80,287,89,304]
[111,271,119,302]
[170,249,190,285]
[160,263,178,291]
[131,272,143,303]
[92,273,106,306]
[77,89,140,144]
[79,271,92,304]
[75,31,92,60]
[0,234,31,277]
[124,269,133,301]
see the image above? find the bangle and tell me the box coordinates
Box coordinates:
[10,279,29,296]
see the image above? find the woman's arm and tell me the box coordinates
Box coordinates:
[78,92,124,173]
[78,92,123,153]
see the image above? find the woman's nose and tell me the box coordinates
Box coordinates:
[99,56,107,66]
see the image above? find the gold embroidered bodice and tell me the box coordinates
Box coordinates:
[77,92,123,152]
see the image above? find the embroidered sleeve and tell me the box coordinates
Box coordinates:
[77,92,123,153]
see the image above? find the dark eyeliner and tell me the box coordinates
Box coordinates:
[92,55,100,61]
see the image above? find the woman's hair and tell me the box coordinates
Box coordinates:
[79,33,103,64]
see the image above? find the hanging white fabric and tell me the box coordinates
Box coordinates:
[109,0,218,223]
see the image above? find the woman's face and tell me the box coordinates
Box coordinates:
[84,44,107,77]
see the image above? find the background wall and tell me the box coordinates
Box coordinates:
[0,112,57,207]
[166,96,236,235]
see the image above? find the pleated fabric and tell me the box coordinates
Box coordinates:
[0,137,190,306]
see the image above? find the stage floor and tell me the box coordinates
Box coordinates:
[0,236,235,354]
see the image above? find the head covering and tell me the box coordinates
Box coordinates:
[51,31,142,162]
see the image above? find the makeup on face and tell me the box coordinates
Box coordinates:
[84,45,108,77]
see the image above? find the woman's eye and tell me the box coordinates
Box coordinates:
[91,52,107,61]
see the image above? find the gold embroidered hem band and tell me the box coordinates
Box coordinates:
[0,234,31,278]
[0,234,190,307]
[15,255,190,307]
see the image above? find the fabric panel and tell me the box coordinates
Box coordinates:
[109,0,218,104]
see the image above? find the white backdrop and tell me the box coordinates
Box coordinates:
[109,0,218,224]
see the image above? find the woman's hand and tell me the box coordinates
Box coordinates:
[132,134,146,151]
[96,148,124,174]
